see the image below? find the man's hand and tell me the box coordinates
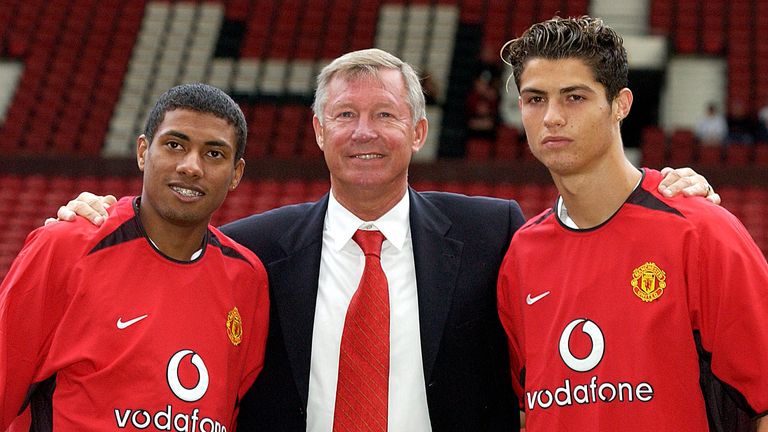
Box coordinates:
[658,167,720,205]
[44,192,117,226]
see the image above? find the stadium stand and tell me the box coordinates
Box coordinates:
[1,0,768,279]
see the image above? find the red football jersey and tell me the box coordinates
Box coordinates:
[498,169,768,431]
[0,197,269,431]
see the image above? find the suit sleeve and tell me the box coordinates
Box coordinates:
[507,200,527,234]
[497,243,526,409]
[234,259,270,427]
[688,206,768,418]
[0,228,72,429]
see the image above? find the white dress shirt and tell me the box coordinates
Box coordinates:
[306,191,432,432]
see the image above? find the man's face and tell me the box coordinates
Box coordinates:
[518,57,626,176]
[138,109,244,228]
[313,69,427,200]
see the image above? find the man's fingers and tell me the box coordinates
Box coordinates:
[659,166,675,178]
[665,173,721,205]
[680,179,708,196]
[74,192,110,217]
[56,205,77,222]
[42,192,115,227]
[63,199,105,226]
[659,170,693,197]
[694,181,721,205]
[103,194,118,207]
[658,168,714,200]
[659,167,695,186]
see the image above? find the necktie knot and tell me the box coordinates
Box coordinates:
[353,229,385,258]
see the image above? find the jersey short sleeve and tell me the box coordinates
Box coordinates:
[0,226,79,429]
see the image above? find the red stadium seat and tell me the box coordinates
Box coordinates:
[641,126,667,166]
[668,129,696,165]
[725,144,752,167]
[465,138,492,161]
[697,146,722,166]
[272,106,306,158]
[495,125,521,161]
[754,144,768,166]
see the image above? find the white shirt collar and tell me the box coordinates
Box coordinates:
[556,175,644,229]
[556,196,579,229]
[325,189,410,252]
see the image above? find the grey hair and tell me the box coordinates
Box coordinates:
[312,48,426,125]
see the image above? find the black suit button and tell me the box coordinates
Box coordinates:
[427,381,435,388]
[298,406,306,416]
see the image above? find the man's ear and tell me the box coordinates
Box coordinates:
[230,158,245,191]
[137,135,149,171]
[312,116,324,151]
[615,88,633,122]
[411,117,428,153]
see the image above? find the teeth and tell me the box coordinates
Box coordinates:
[355,154,382,159]
[171,186,203,197]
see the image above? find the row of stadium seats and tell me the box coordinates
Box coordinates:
[641,126,768,167]
[1,173,767,280]
[1,0,767,157]
[480,0,589,53]
[0,0,143,155]
[650,0,768,113]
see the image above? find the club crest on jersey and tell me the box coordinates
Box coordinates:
[631,262,666,302]
[226,307,242,346]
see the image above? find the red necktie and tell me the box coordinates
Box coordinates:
[333,229,389,432]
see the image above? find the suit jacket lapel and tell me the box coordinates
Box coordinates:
[269,195,329,407]
[409,189,463,383]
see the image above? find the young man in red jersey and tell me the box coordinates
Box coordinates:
[0,83,269,431]
[497,16,768,431]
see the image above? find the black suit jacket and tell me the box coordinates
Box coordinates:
[221,188,525,431]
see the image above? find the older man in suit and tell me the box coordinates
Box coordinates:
[224,49,524,431]
[54,49,717,431]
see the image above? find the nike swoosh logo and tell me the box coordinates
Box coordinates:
[526,291,551,305]
[117,314,149,329]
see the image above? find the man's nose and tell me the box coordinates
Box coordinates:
[351,117,378,141]
[177,152,203,177]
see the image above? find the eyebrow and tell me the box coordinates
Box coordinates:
[520,85,596,95]
[160,130,232,148]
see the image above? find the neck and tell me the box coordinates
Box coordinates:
[553,157,641,229]
[331,182,407,221]
[138,203,208,261]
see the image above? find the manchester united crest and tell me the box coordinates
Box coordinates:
[226,307,242,346]
[631,262,666,302]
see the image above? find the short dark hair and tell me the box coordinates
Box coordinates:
[143,83,247,162]
[503,16,628,103]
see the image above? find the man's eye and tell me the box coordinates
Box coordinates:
[208,150,223,158]
[167,141,182,149]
